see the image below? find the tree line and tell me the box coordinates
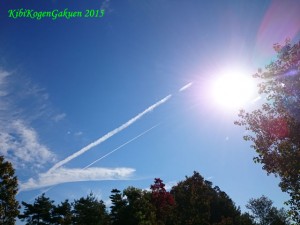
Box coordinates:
[17,173,294,225]
[0,156,293,225]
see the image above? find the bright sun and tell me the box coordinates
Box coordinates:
[211,68,256,109]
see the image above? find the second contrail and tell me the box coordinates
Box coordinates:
[83,123,160,169]
[47,95,172,173]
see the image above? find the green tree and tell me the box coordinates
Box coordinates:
[52,199,72,225]
[19,193,54,225]
[0,156,20,225]
[246,195,274,225]
[235,39,300,222]
[72,192,109,225]
[210,186,241,225]
[171,172,211,225]
[110,189,128,225]
[269,207,291,225]
[237,212,255,225]
[170,171,241,225]
[123,186,157,225]
[246,195,291,225]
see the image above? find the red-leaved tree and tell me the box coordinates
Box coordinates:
[150,178,175,224]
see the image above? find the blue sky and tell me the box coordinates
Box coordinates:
[1,0,300,221]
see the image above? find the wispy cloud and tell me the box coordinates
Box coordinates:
[179,82,193,92]
[104,198,112,208]
[0,69,10,97]
[143,180,177,192]
[20,167,135,191]
[13,120,54,165]
[0,69,56,169]
[0,70,12,111]
[206,176,214,181]
[0,69,9,81]
[164,181,177,191]
[52,113,66,122]
[48,94,172,173]
[0,120,56,169]
[101,0,111,11]
[74,131,83,136]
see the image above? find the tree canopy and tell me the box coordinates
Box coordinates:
[170,171,243,225]
[235,39,300,222]
[19,193,55,225]
[52,199,72,225]
[72,193,109,225]
[0,155,20,225]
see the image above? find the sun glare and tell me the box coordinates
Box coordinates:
[212,68,256,109]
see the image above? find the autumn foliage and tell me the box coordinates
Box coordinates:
[235,39,300,222]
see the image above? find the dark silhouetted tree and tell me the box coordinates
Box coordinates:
[269,207,291,225]
[210,186,241,225]
[237,212,255,225]
[246,195,291,225]
[235,39,300,222]
[123,186,156,225]
[246,195,273,225]
[52,199,72,225]
[19,193,54,225]
[171,172,211,225]
[171,171,241,225]
[0,156,20,225]
[110,189,128,225]
[72,192,109,225]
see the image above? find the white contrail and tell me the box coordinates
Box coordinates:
[47,95,172,173]
[83,124,160,169]
[20,124,159,196]
[179,82,193,92]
